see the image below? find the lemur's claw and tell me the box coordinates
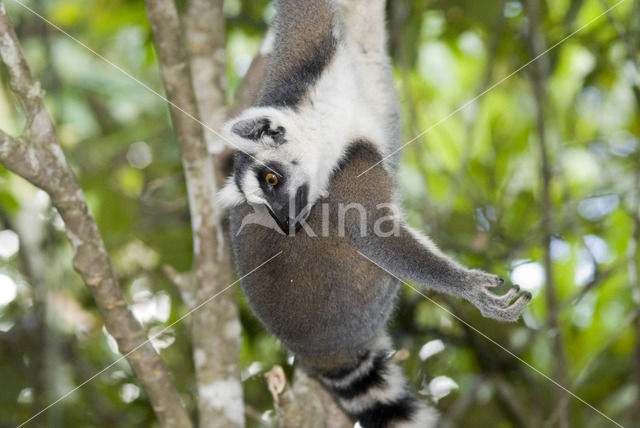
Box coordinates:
[468,271,532,321]
[496,285,520,306]
[481,289,531,322]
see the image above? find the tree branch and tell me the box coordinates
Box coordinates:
[182,0,228,153]
[144,0,245,426]
[182,0,247,426]
[265,366,353,428]
[522,1,569,426]
[0,4,192,427]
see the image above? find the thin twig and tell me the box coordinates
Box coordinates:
[270,367,353,428]
[521,3,570,426]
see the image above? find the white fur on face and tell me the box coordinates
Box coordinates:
[216,177,245,209]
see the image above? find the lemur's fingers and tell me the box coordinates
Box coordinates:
[494,285,520,307]
[477,290,532,322]
[500,291,532,321]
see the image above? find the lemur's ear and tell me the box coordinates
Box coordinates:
[231,117,286,145]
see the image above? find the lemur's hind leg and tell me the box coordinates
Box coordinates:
[334,0,387,56]
[335,0,402,160]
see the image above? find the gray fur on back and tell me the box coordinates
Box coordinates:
[230,142,397,367]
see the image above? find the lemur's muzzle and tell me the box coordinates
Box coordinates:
[266,184,309,235]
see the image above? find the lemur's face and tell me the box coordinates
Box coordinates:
[217,109,329,234]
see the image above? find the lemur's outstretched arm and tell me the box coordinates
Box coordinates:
[352,216,531,322]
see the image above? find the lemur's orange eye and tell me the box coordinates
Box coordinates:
[265,173,278,186]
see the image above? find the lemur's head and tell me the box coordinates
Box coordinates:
[217,107,337,234]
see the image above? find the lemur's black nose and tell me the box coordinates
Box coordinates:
[266,184,309,235]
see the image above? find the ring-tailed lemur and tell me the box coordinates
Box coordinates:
[217,1,532,426]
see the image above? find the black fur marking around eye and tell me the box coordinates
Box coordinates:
[233,151,253,196]
[256,161,287,193]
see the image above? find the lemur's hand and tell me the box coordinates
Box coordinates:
[464,270,532,322]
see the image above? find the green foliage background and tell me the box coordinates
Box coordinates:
[0,0,638,426]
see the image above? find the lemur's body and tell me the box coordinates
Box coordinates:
[219,1,531,426]
[231,143,439,426]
